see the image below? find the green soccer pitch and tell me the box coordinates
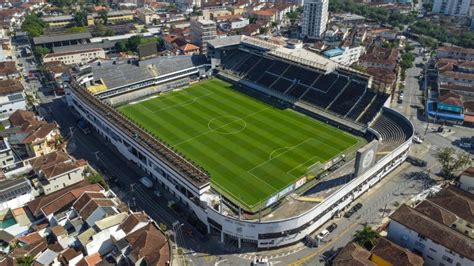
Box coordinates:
[119,79,364,212]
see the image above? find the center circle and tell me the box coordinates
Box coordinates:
[208,116,246,134]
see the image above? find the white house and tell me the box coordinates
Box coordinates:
[0,79,26,120]
[0,178,34,211]
[387,186,474,266]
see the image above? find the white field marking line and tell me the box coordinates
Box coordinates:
[148,92,215,113]
[172,107,271,148]
[269,147,292,160]
[207,116,248,135]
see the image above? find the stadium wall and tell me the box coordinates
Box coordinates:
[68,79,413,248]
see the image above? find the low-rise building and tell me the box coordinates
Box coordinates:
[0,79,26,120]
[323,46,364,66]
[136,7,159,25]
[43,48,106,66]
[359,46,398,71]
[437,46,474,61]
[0,137,14,167]
[0,61,18,80]
[436,59,474,88]
[387,185,474,265]
[459,167,474,194]
[7,110,62,158]
[251,9,278,23]
[334,238,423,266]
[0,178,34,211]
[28,151,87,195]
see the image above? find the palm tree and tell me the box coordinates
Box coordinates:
[353,225,378,250]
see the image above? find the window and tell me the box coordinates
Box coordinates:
[415,241,425,249]
[429,248,437,253]
[418,233,427,241]
[442,255,453,263]
[427,256,434,260]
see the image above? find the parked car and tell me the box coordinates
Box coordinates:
[326,223,337,233]
[344,209,355,218]
[353,203,363,211]
[317,229,330,240]
[139,177,153,188]
[413,135,423,144]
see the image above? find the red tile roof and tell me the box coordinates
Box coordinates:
[125,223,170,266]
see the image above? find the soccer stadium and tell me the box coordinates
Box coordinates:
[67,35,414,248]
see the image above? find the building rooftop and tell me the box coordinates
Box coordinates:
[390,204,474,261]
[323,47,345,58]
[0,178,31,202]
[0,79,22,95]
[33,32,92,45]
[29,151,85,180]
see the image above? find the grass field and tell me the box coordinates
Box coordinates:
[119,79,363,211]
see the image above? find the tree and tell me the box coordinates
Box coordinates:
[98,9,108,25]
[248,14,257,24]
[127,35,142,52]
[21,14,46,37]
[92,23,114,37]
[436,147,471,179]
[34,46,51,57]
[286,11,300,26]
[115,41,127,52]
[353,226,378,250]
[74,11,88,27]
[16,254,34,266]
[65,26,87,33]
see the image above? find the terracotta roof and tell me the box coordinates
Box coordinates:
[390,205,474,260]
[360,46,398,65]
[462,167,474,177]
[0,79,23,95]
[79,198,115,219]
[333,242,375,266]
[180,43,199,52]
[252,9,277,17]
[0,256,14,266]
[27,181,102,216]
[9,110,35,127]
[76,253,102,266]
[438,46,474,55]
[119,212,149,234]
[0,61,17,76]
[371,238,423,266]
[10,237,47,259]
[423,185,474,224]
[29,151,82,179]
[17,232,42,245]
[51,225,66,237]
[125,223,170,266]
[73,192,107,212]
[60,248,82,264]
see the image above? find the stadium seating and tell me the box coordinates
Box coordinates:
[346,91,376,120]
[372,111,411,150]
[358,93,389,124]
[328,82,366,116]
[286,83,309,99]
[312,74,338,92]
[222,50,248,70]
[235,54,259,76]
[244,57,274,82]
[282,65,321,87]
[257,72,278,88]
[270,77,294,93]
[268,60,290,76]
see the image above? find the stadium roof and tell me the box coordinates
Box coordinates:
[90,55,207,91]
[33,32,92,45]
[52,40,117,53]
[207,35,242,48]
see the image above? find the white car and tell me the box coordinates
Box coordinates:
[413,135,423,144]
[139,177,153,188]
[317,229,330,240]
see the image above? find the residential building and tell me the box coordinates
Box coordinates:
[436,59,474,88]
[459,167,474,194]
[28,151,87,195]
[0,178,34,211]
[251,9,278,23]
[301,0,329,39]
[72,191,117,227]
[322,46,364,66]
[163,35,200,55]
[7,110,62,158]
[437,46,474,61]
[190,19,217,54]
[334,238,423,266]
[0,79,26,120]
[432,0,471,16]
[0,137,14,167]
[387,186,474,265]
[136,7,159,25]
[33,33,92,50]
[359,46,398,71]
[0,61,18,80]
[42,48,106,66]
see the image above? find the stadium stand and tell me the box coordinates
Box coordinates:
[267,60,289,75]
[244,57,273,82]
[257,72,278,88]
[286,83,309,99]
[328,82,366,116]
[282,65,321,87]
[270,77,294,93]
[221,50,247,70]
[372,110,412,151]
[313,73,338,92]
[346,91,376,120]
[358,93,389,124]
[235,54,260,76]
